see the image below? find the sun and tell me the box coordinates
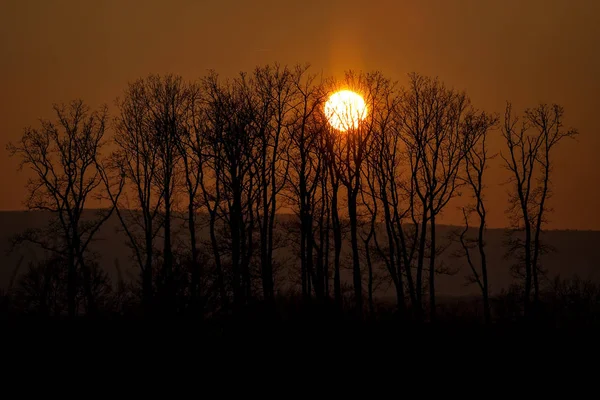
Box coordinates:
[324,90,368,131]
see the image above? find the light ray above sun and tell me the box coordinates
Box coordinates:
[324,90,367,131]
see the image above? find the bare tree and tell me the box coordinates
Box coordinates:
[325,71,396,317]
[176,82,205,312]
[195,75,227,309]
[314,156,331,303]
[201,71,259,310]
[285,66,328,302]
[458,111,498,324]
[106,74,193,313]
[140,75,192,310]
[100,79,164,313]
[501,102,578,316]
[360,162,379,317]
[363,77,415,315]
[325,130,344,310]
[251,64,299,305]
[398,73,474,320]
[8,100,115,316]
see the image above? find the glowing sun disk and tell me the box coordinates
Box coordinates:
[324,90,367,131]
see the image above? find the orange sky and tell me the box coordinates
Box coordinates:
[1,0,598,230]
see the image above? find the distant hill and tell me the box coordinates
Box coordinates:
[1,210,598,298]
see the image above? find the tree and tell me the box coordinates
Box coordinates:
[398,73,475,320]
[325,71,397,317]
[105,74,194,314]
[176,81,205,313]
[201,71,259,310]
[360,163,380,317]
[143,74,191,310]
[101,80,162,313]
[324,127,344,310]
[458,111,498,324]
[362,77,415,315]
[8,100,115,316]
[377,77,426,315]
[501,102,578,317]
[285,65,328,302]
[252,64,298,305]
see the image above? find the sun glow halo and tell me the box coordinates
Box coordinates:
[324,90,367,132]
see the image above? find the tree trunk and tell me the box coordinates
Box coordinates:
[266,134,280,305]
[532,246,539,311]
[524,222,532,318]
[241,204,253,304]
[399,235,415,310]
[416,204,428,319]
[163,178,173,312]
[306,213,315,299]
[80,259,96,316]
[365,239,374,317]
[230,172,243,310]
[41,265,51,316]
[300,215,307,300]
[67,244,77,317]
[348,186,363,317]
[72,225,96,316]
[264,213,275,305]
[382,194,406,313]
[188,197,200,314]
[316,208,325,302]
[260,141,274,304]
[478,208,490,324]
[331,185,342,310]
[394,210,416,309]
[143,222,154,315]
[209,210,227,310]
[532,185,548,313]
[429,212,436,321]
[260,214,269,301]
[324,204,331,301]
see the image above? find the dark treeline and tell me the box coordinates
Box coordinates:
[4,63,585,325]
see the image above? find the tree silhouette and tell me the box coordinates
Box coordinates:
[7,100,114,316]
[201,72,260,310]
[398,73,476,320]
[325,71,393,317]
[101,79,164,314]
[175,82,204,312]
[458,111,498,324]
[285,66,328,302]
[501,102,578,317]
[3,63,586,327]
[363,77,416,315]
[251,64,297,306]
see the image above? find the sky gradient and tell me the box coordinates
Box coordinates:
[1,0,598,229]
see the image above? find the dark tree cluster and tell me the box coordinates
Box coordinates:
[5,64,580,325]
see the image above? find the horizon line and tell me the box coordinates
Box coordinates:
[0,208,597,233]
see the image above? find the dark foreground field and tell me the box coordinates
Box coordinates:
[3,299,599,367]
[3,312,597,363]
[3,290,600,332]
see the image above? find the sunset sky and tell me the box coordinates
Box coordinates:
[1,0,598,230]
